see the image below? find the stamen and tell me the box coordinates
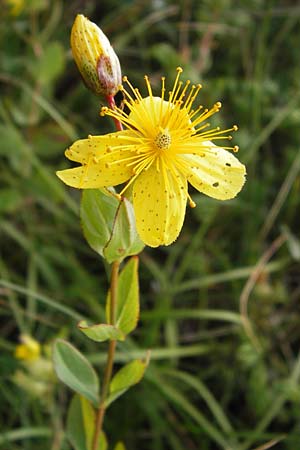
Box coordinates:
[177,79,191,105]
[122,76,143,102]
[144,75,153,97]
[118,155,154,197]
[191,103,221,128]
[121,88,137,106]
[159,76,166,121]
[169,67,183,104]
[185,84,202,112]
[173,80,183,104]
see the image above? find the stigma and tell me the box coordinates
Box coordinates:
[154,128,172,151]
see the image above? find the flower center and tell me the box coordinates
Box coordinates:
[154,129,171,151]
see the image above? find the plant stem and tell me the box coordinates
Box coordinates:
[92,260,120,450]
[106,94,123,131]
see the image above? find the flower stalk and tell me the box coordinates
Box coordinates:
[105,95,123,131]
[92,260,120,450]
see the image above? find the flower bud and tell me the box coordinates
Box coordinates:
[71,14,122,96]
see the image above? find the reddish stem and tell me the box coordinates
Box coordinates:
[106,95,123,131]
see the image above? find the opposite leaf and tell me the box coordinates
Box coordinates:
[53,339,99,406]
[106,359,147,407]
[81,188,119,258]
[106,256,139,335]
[103,197,145,263]
[67,395,107,450]
[78,321,124,342]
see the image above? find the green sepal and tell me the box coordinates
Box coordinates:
[106,256,139,336]
[66,395,107,450]
[78,321,125,342]
[52,339,99,406]
[106,358,148,407]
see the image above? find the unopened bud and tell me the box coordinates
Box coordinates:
[71,14,122,96]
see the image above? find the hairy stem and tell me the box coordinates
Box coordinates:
[92,260,120,450]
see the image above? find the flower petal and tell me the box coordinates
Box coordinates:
[180,142,246,200]
[65,130,137,163]
[56,147,136,188]
[133,163,187,247]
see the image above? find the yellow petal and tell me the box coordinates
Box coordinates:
[65,130,136,163]
[180,142,246,200]
[56,147,135,189]
[133,162,187,247]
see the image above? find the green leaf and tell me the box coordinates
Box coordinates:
[103,197,144,263]
[80,189,119,258]
[31,42,66,85]
[106,257,140,335]
[53,339,99,406]
[106,359,147,407]
[78,321,125,342]
[67,395,107,450]
[81,190,144,263]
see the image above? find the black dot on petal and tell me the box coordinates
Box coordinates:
[213,182,219,187]
[226,163,231,167]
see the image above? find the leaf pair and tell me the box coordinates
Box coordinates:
[53,340,148,408]
[81,189,144,263]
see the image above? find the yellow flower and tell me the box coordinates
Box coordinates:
[71,14,121,96]
[57,68,246,247]
[6,0,24,15]
[15,335,41,361]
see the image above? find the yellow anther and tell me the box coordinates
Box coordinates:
[233,145,239,152]
[233,125,238,131]
[176,66,183,73]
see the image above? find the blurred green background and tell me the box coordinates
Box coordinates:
[1,0,300,449]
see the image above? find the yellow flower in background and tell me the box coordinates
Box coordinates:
[15,335,41,361]
[71,14,121,96]
[6,0,24,15]
[57,68,246,247]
